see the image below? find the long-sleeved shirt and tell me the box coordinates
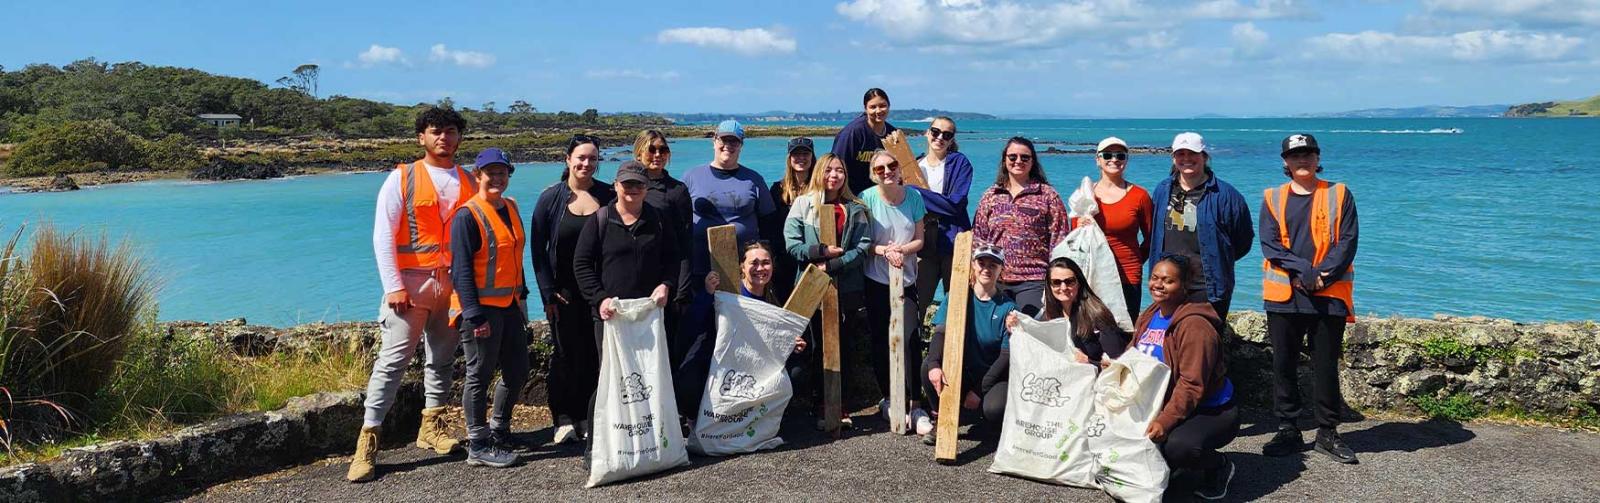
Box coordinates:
[646,171,693,303]
[782,195,874,295]
[1070,184,1155,286]
[1260,184,1359,316]
[683,164,776,276]
[529,179,615,306]
[572,204,684,310]
[449,201,529,327]
[831,114,897,195]
[1131,302,1230,433]
[372,162,465,294]
[973,182,1071,283]
[912,150,975,252]
[1146,173,1254,304]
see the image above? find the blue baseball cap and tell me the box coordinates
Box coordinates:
[474,147,514,173]
[714,119,745,140]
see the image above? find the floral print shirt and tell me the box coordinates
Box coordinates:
[973,182,1070,283]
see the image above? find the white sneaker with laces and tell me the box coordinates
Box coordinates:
[553,423,577,445]
[911,408,933,436]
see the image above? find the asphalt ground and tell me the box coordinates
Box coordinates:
[180,405,1600,502]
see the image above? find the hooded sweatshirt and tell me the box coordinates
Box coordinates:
[1132,301,1230,434]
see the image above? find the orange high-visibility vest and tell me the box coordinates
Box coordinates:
[1261,181,1355,323]
[449,195,526,325]
[394,161,475,270]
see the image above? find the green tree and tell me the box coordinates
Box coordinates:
[6,120,147,176]
[581,108,599,124]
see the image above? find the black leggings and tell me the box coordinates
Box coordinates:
[802,293,867,410]
[1121,282,1143,323]
[865,278,923,404]
[1268,312,1347,428]
[547,298,597,424]
[919,374,1007,425]
[1160,403,1240,470]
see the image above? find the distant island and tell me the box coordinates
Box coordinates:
[1297,105,1509,118]
[1504,93,1600,117]
[647,109,996,123]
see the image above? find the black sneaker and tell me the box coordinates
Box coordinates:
[1314,428,1359,464]
[465,439,517,468]
[1194,456,1235,500]
[490,429,538,452]
[1262,425,1304,457]
[1337,404,1366,423]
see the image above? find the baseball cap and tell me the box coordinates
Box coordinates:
[972,244,1006,264]
[1171,132,1206,153]
[787,137,814,154]
[1281,133,1320,157]
[474,147,514,174]
[1096,137,1128,152]
[715,119,745,140]
[615,160,649,184]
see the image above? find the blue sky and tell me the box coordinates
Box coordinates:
[6,0,1600,117]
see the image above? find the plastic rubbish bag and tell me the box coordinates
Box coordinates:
[1086,348,1172,503]
[988,316,1101,487]
[586,298,689,488]
[689,292,810,455]
[1052,176,1134,332]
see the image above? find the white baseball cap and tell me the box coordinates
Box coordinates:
[1096,137,1128,152]
[1171,132,1206,153]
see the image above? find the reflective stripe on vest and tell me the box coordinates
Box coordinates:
[394,161,474,269]
[447,195,526,326]
[1261,181,1355,322]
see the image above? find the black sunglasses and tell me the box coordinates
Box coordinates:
[648,144,671,154]
[927,127,955,141]
[1006,153,1033,162]
[1099,152,1128,161]
[1049,277,1079,288]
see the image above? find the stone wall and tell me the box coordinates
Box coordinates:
[1223,312,1600,419]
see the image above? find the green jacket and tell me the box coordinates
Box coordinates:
[783,193,873,294]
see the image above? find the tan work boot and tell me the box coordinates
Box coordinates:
[415,406,459,454]
[346,426,380,482]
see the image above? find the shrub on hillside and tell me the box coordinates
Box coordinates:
[4,120,147,176]
[140,133,204,171]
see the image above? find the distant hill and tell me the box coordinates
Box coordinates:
[647,109,995,123]
[1505,93,1600,117]
[1299,105,1509,118]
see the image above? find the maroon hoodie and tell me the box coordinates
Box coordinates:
[1131,301,1228,433]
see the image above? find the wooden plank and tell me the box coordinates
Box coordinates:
[818,201,843,435]
[782,263,830,318]
[935,231,974,462]
[881,130,928,189]
[707,224,740,294]
[888,266,907,435]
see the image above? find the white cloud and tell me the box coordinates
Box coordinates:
[657,27,797,56]
[1305,30,1583,63]
[429,44,496,68]
[583,69,682,81]
[1126,31,1177,51]
[1191,0,1314,20]
[834,0,1140,48]
[1423,0,1600,27]
[1231,22,1270,57]
[354,44,407,67]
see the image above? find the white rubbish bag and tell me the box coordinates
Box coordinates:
[988,316,1101,487]
[586,297,689,488]
[689,292,810,455]
[1051,176,1134,332]
[1086,348,1172,503]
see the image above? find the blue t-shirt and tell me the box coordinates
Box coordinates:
[683,164,776,274]
[1136,310,1232,407]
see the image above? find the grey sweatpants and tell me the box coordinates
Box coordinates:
[362,269,461,427]
[461,305,531,440]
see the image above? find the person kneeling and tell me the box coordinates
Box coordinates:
[920,244,1014,445]
[449,149,534,468]
[1134,254,1239,500]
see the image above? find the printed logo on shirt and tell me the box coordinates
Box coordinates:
[619,372,654,404]
[1167,201,1198,232]
[1136,327,1167,357]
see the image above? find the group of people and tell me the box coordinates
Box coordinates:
[348,88,1362,501]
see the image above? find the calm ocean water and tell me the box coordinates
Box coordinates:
[2,118,1596,325]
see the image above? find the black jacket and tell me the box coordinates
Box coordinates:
[529,179,614,306]
[573,203,685,311]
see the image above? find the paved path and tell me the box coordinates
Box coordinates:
[185,408,1600,502]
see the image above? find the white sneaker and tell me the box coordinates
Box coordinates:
[553,423,577,445]
[912,408,933,436]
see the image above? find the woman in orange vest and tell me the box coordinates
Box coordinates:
[449,148,530,468]
[349,107,473,483]
[1258,133,1360,465]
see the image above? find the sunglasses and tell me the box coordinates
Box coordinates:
[1049,277,1079,288]
[927,127,955,141]
[872,161,899,172]
[648,145,671,154]
[1006,153,1034,162]
[1099,152,1128,161]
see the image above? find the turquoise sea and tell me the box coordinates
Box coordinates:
[2,118,1596,326]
